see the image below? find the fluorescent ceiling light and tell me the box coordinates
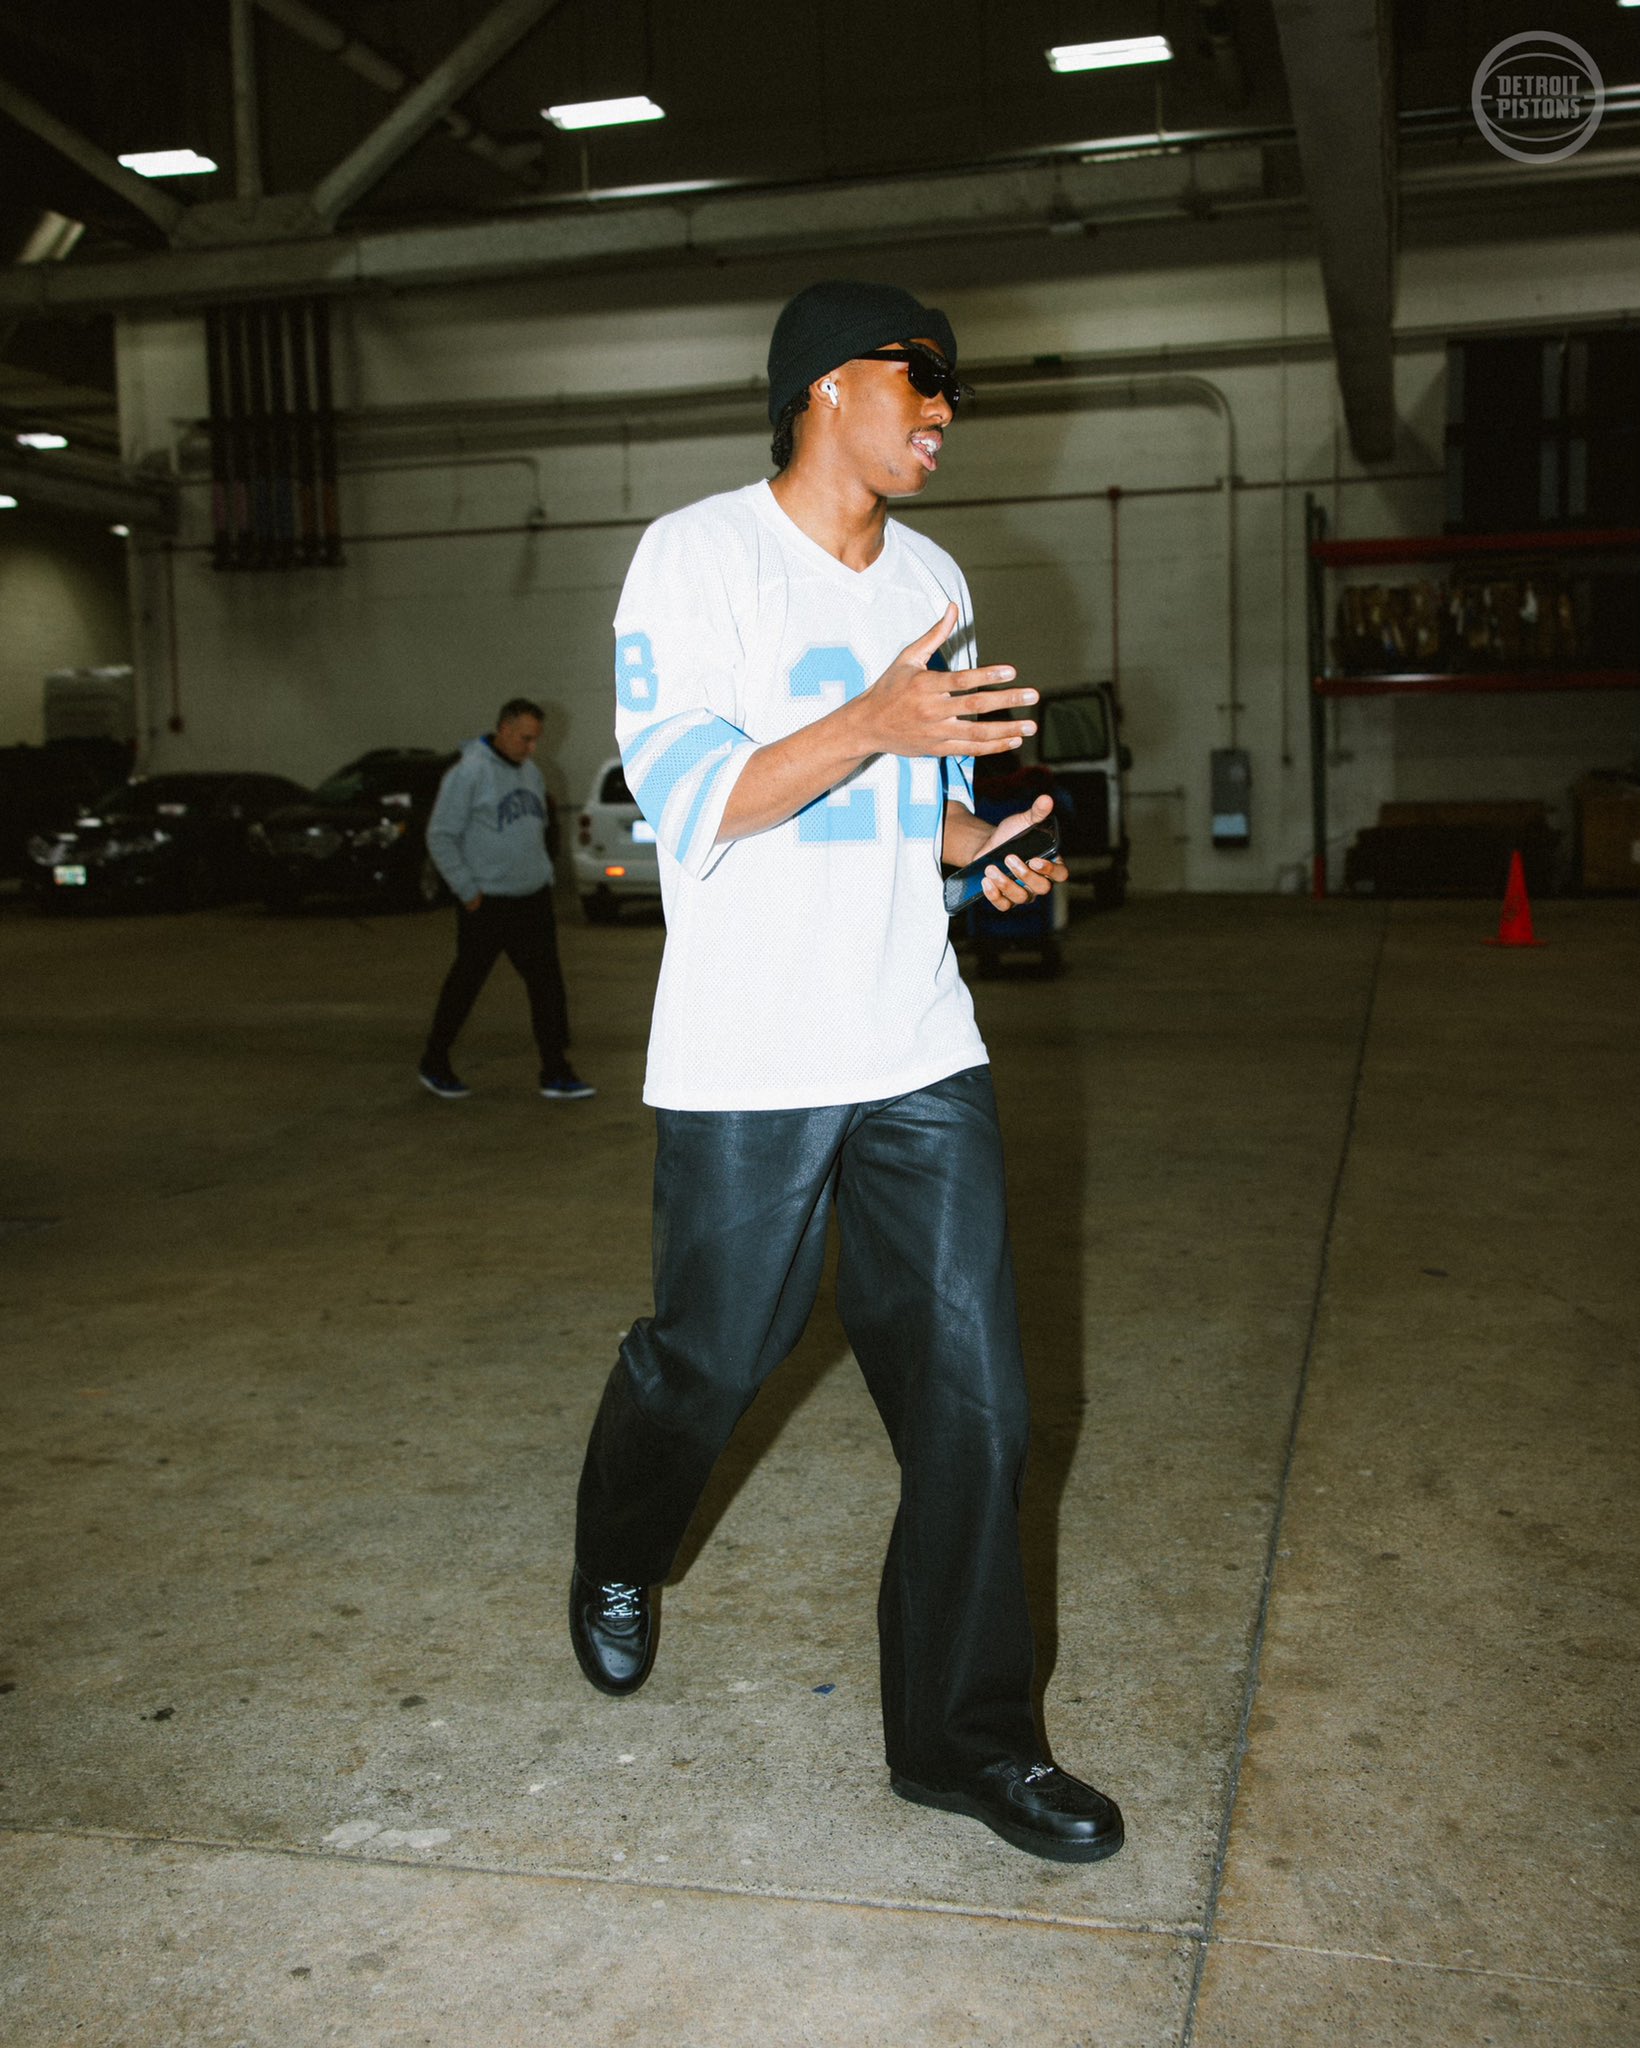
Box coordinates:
[1047,36,1173,73]
[19,211,85,263]
[16,431,67,450]
[110,524,131,538]
[0,495,18,510]
[118,149,218,178]
[543,95,665,131]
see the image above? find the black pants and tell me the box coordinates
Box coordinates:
[575,1064,1038,1782]
[424,886,570,1073]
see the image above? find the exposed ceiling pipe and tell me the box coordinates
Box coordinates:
[253,0,543,187]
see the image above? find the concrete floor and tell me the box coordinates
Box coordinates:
[0,886,1635,2047]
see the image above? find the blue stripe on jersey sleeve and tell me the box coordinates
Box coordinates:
[621,711,749,866]
[626,715,739,821]
[675,750,731,866]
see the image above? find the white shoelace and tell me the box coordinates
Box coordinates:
[600,1583,643,1624]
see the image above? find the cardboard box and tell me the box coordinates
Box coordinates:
[1576,778,1640,894]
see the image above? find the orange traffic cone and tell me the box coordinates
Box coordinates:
[1485,849,1543,947]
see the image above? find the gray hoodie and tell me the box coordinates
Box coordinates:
[425,735,553,903]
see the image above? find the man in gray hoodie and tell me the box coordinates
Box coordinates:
[419,697,593,1102]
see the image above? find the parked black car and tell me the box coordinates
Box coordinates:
[0,736,134,879]
[24,770,311,911]
[252,748,458,911]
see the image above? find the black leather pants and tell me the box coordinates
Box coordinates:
[574,1064,1038,1780]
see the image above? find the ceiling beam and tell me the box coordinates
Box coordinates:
[0,74,187,238]
[0,145,1271,314]
[0,129,1627,323]
[308,0,559,226]
[0,448,177,530]
[1271,0,1398,461]
[253,0,541,189]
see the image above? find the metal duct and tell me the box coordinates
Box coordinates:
[203,299,343,569]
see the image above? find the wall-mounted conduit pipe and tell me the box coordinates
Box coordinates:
[203,307,231,572]
[245,304,273,564]
[312,299,342,566]
[265,302,294,564]
[289,299,318,562]
[223,304,251,562]
[202,298,343,568]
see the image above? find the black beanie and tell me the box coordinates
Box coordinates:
[766,280,958,425]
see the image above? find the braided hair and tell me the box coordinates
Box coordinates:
[770,389,811,473]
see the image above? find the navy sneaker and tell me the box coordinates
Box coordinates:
[418,1058,470,1100]
[540,1068,596,1101]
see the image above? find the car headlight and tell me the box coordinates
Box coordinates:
[348,818,407,847]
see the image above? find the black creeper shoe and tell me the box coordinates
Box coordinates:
[891,1758,1124,1863]
[569,1567,657,1696]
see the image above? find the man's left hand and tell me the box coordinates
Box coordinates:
[974,793,1069,911]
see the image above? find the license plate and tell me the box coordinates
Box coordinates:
[630,820,656,843]
[53,865,88,887]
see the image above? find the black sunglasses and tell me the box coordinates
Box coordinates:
[852,345,968,412]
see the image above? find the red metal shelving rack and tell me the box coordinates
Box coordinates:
[1305,505,1640,896]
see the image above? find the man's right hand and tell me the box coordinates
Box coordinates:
[850,603,1035,759]
[714,605,1033,846]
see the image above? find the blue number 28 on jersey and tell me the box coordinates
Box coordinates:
[615,633,954,846]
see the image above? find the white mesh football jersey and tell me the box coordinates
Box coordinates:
[614,479,987,1111]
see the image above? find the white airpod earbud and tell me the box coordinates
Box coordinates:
[820,379,839,406]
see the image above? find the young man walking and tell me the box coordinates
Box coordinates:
[420,697,593,1102]
[569,281,1122,1863]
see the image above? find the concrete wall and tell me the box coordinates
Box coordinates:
[114,207,1640,891]
[0,504,132,746]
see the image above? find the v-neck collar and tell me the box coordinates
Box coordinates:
[753,479,898,583]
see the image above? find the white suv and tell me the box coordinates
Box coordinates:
[573,757,661,922]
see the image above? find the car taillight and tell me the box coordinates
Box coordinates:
[578,812,592,845]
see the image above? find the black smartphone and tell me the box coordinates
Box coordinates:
[943,820,1061,915]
